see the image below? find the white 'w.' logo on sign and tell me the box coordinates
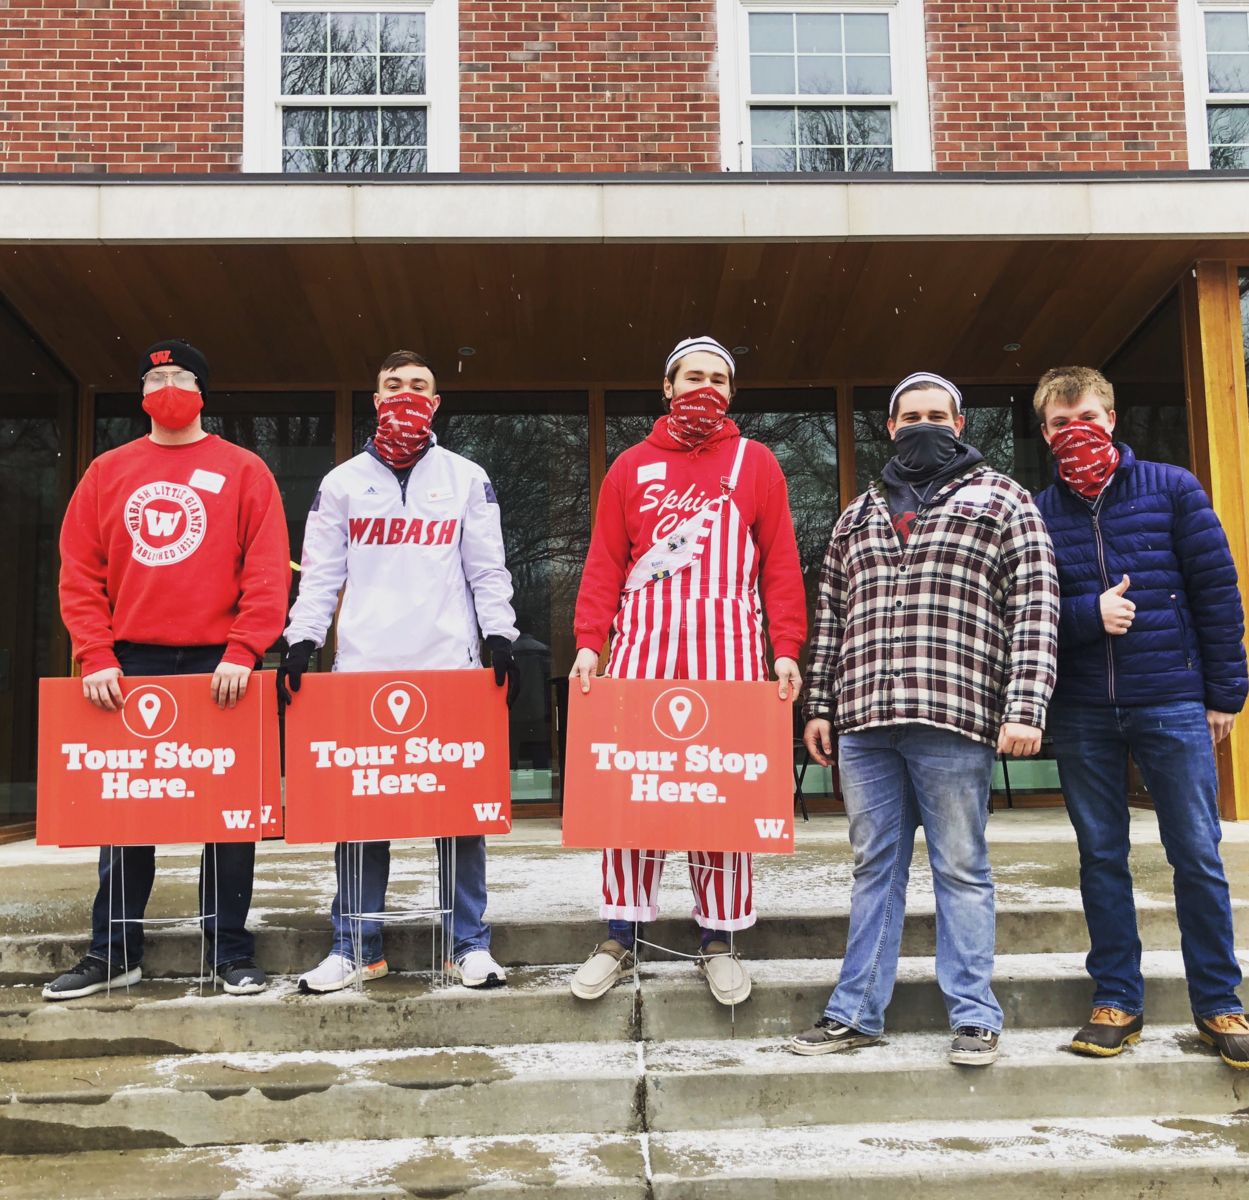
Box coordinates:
[473,802,502,822]
[144,509,182,537]
[754,818,786,839]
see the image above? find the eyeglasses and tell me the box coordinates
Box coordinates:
[142,369,198,393]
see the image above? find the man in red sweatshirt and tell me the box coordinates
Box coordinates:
[44,339,290,1001]
[569,336,806,1007]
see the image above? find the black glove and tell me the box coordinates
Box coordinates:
[277,639,316,709]
[486,635,521,708]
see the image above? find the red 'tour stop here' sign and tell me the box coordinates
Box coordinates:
[282,669,511,843]
[36,675,270,847]
[562,678,795,854]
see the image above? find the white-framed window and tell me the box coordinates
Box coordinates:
[242,0,459,173]
[1181,1,1249,168]
[717,0,931,172]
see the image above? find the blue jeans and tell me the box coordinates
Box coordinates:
[1048,700,1243,1019]
[88,643,256,969]
[824,724,1002,1036]
[330,835,491,964]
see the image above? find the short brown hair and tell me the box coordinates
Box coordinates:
[1033,366,1114,423]
[377,350,435,390]
[665,354,737,398]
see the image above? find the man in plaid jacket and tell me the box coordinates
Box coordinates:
[789,372,1059,1067]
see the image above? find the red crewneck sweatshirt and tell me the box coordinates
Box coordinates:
[59,434,292,675]
[574,418,807,660]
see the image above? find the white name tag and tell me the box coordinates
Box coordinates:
[426,487,453,502]
[638,462,666,484]
[189,469,226,494]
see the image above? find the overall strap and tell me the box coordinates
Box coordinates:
[721,437,750,496]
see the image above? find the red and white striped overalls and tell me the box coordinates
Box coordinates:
[601,437,763,931]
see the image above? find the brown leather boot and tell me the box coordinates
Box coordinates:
[1070,1006,1143,1057]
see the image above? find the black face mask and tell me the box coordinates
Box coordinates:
[890,422,961,478]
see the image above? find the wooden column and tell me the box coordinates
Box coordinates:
[1180,261,1249,820]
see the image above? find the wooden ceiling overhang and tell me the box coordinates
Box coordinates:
[0,237,1243,392]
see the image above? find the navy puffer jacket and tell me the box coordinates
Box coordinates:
[1034,444,1247,713]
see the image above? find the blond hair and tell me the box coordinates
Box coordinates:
[1033,366,1115,424]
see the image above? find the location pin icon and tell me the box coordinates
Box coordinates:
[137,692,162,731]
[668,695,693,733]
[387,688,411,727]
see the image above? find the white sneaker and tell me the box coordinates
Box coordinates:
[453,949,508,988]
[570,939,635,1001]
[298,952,389,994]
[697,941,752,1006]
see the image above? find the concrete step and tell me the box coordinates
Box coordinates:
[0,1042,644,1155]
[6,901,1239,983]
[0,952,1218,1061]
[2,1116,1247,1199]
[2,1027,1243,1155]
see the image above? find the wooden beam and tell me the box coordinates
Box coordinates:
[1181,261,1249,820]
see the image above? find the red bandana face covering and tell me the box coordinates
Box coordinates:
[666,386,729,448]
[1050,419,1120,499]
[373,392,437,469]
[142,386,204,431]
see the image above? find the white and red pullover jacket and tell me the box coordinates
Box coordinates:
[59,434,291,675]
[285,442,518,671]
[574,420,807,662]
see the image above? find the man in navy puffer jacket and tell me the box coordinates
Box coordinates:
[1034,365,1249,1070]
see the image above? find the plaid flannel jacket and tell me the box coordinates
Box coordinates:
[804,465,1059,747]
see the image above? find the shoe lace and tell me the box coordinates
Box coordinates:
[1090,1006,1135,1025]
[1208,1012,1249,1033]
[955,1026,993,1039]
[220,957,257,972]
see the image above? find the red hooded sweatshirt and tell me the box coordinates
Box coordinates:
[59,434,292,675]
[574,418,807,660]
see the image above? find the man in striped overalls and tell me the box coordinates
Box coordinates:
[569,337,807,1005]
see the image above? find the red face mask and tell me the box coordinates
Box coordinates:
[142,386,204,431]
[374,392,437,469]
[1049,419,1120,499]
[667,386,729,448]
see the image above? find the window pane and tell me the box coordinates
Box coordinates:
[799,146,845,171]
[1208,104,1249,145]
[1206,11,1249,52]
[796,13,841,53]
[283,107,328,147]
[381,54,426,94]
[382,106,428,146]
[751,146,798,171]
[382,12,426,53]
[750,106,796,146]
[1208,54,1249,93]
[331,107,378,147]
[1211,143,1249,168]
[281,12,326,53]
[333,147,379,172]
[844,13,890,53]
[282,55,326,95]
[283,148,329,172]
[798,55,844,94]
[848,145,893,171]
[331,55,377,95]
[748,12,793,53]
[750,54,795,94]
[798,107,844,146]
[382,147,427,172]
[846,55,891,95]
[847,106,892,145]
[330,11,376,53]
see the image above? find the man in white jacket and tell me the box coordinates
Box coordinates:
[280,350,519,992]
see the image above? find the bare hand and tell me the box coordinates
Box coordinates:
[83,667,124,712]
[211,662,252,710]
[570,647,600,695]
[1099,574,1135,636]
[803,717,834,767]
[1208,710,1236,745]
[998,722,1043,757]
[774,657,802,701]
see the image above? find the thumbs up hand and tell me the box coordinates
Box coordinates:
[1099,574,1136,636]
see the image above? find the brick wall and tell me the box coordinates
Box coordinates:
[925,2,1189,171]
[0,0,243,174]
[459,1,721,172]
